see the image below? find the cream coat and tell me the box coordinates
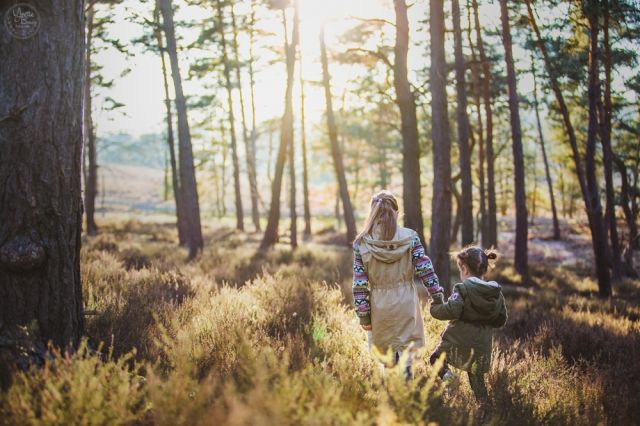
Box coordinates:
[358,226,425,353]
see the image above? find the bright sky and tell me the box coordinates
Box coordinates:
[94,0,507,139]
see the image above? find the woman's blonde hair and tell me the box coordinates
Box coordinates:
[355,190,399,243]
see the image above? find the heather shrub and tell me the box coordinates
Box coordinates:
[0,342,147,426]
[2,222,639,425]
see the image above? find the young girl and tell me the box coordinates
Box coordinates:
[352,190,443,378]
[429,246,507,401]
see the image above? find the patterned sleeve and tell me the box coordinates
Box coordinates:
[411,235,443,296]
[352,242,371,325]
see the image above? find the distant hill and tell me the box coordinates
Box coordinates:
[99,132,166,169]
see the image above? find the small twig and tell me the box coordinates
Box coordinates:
[0,105,28,125]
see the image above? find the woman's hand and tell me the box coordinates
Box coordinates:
[361,324,372,331]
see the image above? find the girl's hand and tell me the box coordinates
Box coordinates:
[361,324,372,331]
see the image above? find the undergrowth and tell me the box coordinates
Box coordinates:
[1,220,638,425]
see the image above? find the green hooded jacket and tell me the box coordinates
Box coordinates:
[430,277,507,373]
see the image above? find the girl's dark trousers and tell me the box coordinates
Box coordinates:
[429,350,488,402]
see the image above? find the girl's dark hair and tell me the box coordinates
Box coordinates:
[454,246,499,277]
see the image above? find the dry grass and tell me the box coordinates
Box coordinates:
[1,219,639,425]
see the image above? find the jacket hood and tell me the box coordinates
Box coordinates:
[359,225,413,264]
[458,276,505,323]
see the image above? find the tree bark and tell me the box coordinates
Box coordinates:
[0,1,85,346]
[531,56,560,240]
[288,116,297,248]
[598,0,622,279]
[320,24,357,243]
[393,0,425,245]
[467,0,487,244]
[216,0,244,232]
[261,4,299,248]
[298,20,312,241]
[84,5,98,236]
[248,0,261,228]
[584,2,611,296]
[154,3,186,245]
[614,156,638,276]
[452,0,473,246]
[230,3,260,232]
[472,0,497,248]
[430,0,453,290]
[500,0,528,277]
[159,0,203,258]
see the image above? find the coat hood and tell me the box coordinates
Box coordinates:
[457,276,506,326]
[359,225,413,264]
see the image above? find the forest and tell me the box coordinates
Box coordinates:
[1,0,639,424]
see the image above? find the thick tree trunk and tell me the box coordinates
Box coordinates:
[429,0,453,290]
[599,0,622,279]
[472,0,497,248]
[298,24,312,241]
[155,4,186,245]
[84,5,98,236]
[500,0,528,277]
[0,1,85,346]
[216,0,244,232]
[452,0,473,246]
[531,57,560,240]
[159,0,203,258]
[261,5,299,248]
[320,25,357,243]
[230,3,260,232]
[525,0,611,296]
[393,0,425,245]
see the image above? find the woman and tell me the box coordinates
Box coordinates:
[352,190,443,377]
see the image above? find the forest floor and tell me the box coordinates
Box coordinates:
[1,218,639,425]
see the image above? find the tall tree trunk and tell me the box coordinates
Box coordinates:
[220,120,228,216]
[159,0,204,259]
[430,0,453,290]
[393,0,425,245]
[261,4,299,248]
[467,0,487,244]
[472,0,497,248]
[154,3,186,245]
[452,0,473,246]
[584,2,611,296]
[288,120,297,248]
[298,21,312,241]
[320,24,357,243]
[526,0,611,296]
[531,57,560,239]
[216,0,244,232]
[615,156,638,275]
[248,0,261,228]
[0,1,85,346]
[230,3,260,232]
[500,0,528,277]
[599,0,622,279]
[84,5,98,236]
